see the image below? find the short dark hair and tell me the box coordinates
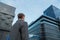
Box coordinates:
[18,13,25,19]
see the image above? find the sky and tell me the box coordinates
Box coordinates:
[0,0,60,25]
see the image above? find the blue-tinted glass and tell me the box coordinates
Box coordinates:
[44,5,56,19]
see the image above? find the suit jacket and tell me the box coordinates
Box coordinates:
[10,20,28,40]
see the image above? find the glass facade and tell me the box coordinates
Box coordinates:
[29,16,60,40]
[29,19,40,40]
[29,5,60,40]
[44,5,60,20]
[44,5,56,19]
[43,21,59,40]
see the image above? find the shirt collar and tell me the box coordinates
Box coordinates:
[18,19,24,21]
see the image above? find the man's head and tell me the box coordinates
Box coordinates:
[18,13,25,20]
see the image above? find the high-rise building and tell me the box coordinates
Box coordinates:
[0,2,16,40]
[29,5,60,40]
[44,5,60,19]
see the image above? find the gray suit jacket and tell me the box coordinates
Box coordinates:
[10,20,28,40]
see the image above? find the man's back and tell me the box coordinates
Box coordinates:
[10,20,28,40]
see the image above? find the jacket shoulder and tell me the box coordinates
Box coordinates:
[24,21,28,24]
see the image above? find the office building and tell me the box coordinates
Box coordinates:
[29,5,60,40]
[0,2,16,40]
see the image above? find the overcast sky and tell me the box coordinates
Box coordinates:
[1,0,60,25]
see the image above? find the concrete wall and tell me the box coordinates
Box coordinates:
[0,2,16,40]
[0,2,16,31]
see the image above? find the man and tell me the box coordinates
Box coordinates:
[10,13,28,40]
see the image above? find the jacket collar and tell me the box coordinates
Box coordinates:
[18,19,24,21]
